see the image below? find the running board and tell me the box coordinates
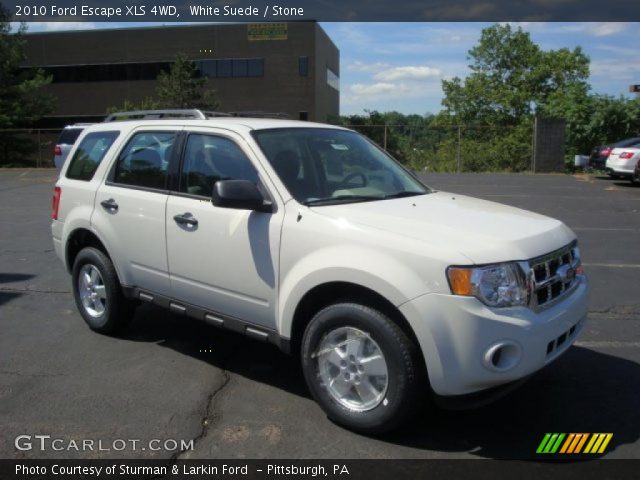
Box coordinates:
[122,286,288,352]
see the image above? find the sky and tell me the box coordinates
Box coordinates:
[23,21,640,116]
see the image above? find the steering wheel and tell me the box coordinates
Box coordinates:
[337,172,368,189]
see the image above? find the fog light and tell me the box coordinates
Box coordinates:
[483,341,522,372]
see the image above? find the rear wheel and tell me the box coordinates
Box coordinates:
[72,247,135,334]
[301,303,425,434]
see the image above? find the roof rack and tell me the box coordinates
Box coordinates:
[103,109,289,122]
[227,111,290,119]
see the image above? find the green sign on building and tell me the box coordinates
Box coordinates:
[248,23,288,41]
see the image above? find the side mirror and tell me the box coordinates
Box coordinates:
[212,179,273,213]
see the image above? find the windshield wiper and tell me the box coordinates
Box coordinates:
[382,191,428,199]
[303,195,383,206]
[303,191,428,206]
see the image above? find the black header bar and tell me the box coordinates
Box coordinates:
[3,0,640,22]
[2,459,640,480]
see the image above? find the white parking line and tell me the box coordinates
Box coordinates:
[479,194,640,199]
[583,263,640,268]
[575,341,640,348]
[572,227,640,232]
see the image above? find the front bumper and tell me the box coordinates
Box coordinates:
[400,275,589,397]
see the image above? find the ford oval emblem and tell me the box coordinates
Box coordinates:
[557,264,576,283]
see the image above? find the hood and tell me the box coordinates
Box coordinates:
[311,191,576,264]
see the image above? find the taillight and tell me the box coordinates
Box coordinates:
[52,186,61,220]
[619,151,635,159]
[54,145,62,156]
[600,147,612,156]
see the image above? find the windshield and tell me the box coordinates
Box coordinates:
[252,128,429,205]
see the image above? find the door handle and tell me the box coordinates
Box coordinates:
[100,199,118,212]
[173,213,198,227]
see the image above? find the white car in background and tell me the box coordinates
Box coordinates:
[606,145,640,179]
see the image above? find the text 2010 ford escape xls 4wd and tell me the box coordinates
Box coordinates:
[51,111,589,433]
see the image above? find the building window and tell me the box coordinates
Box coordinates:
[299,111,308,121]
[217,59,232,78]
[198,60,217,78]
[327,68,339,91]
[298,56,309,77]
[247,59,264,77]
[232,59,248,77]
[29,57,265,83]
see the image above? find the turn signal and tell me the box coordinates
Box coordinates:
[447,268,473,295]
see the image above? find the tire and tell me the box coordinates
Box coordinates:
[72,247,135,334]
[301,303,425,434]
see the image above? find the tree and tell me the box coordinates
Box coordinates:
[440,24,590,126]
[0,5,53,128]
[155,53,219,110]
[543,89,640,155]
[106,53,219,114]
[0,5,53,165]
[106,97,161,115]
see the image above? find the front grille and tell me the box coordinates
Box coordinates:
[527,241,581,309]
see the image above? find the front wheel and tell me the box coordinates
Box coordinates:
[301,303,426,434]
[72,247,135,334]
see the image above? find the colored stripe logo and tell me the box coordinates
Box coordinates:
[537,433,613,454]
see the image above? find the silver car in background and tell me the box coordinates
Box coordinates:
[53,125,90,170]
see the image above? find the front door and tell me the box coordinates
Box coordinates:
[166,129,282,329]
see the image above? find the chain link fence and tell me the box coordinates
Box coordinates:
[0,128,62,168]
[344,123,536,173]
[2,122,544,173]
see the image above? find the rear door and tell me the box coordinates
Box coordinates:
[165,128,283,329]
[92,127,180,295]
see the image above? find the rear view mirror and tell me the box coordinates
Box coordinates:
[212,180,273,213]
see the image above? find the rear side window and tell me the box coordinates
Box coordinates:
[66,131,120,181]
[113,131,176,190]
[57,128,84,145]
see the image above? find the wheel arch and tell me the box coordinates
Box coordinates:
[287,281,425,369]
[65,228,112,273]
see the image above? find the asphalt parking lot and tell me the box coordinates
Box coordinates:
[1,169,639,460]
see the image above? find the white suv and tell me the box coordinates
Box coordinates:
[51,110,589,433]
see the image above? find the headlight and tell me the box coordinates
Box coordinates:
[447,262,528,308]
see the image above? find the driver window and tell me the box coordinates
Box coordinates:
[181,134,260,197]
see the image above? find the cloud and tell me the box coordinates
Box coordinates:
[346,60,391,72]
[26,22,97,32]
[349,82,408,97]
[595,44,637,56]
[590,58,640,81]
[374,65,441,81]
[499,22,631,38]
[589,23,630,37]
